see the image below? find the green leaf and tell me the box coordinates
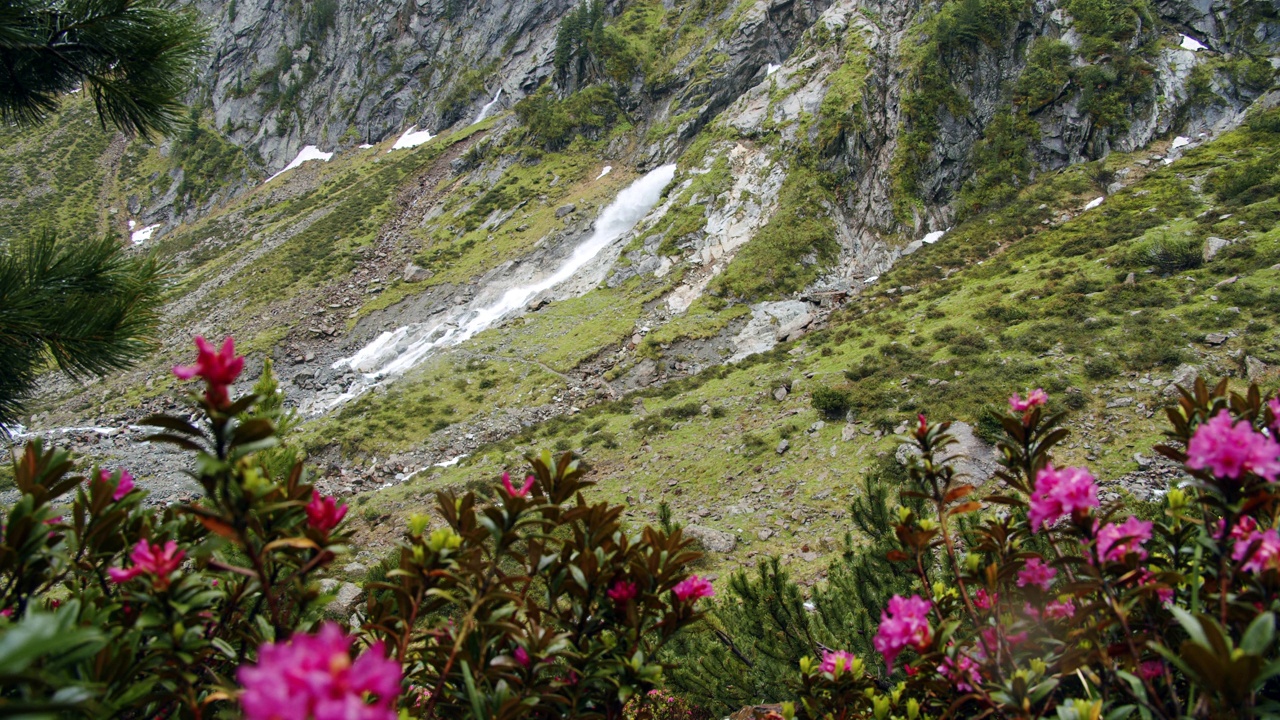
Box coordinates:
[210,637,238,661]
[460,660,485,720]
[1241,612,1275,655]
[1169,606,1210,649]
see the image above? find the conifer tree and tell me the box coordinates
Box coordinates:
[0,0,204,428]
[663,462,917,716]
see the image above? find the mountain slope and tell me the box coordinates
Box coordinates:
[5,0,1279,579]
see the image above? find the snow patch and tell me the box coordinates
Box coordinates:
[864,275,879,284]
[1179,34,1206,52]
[127,219,136,230]
[358,143,374,149]
[596,166,612,180]
[267,145,333,181]
[922,229,948,245]
[434,454,468,468]
[130,224,161,245]
[765,63,781,76]
[1083,197,1105,211]
[1171,135,1191,150]
[326,164,677,408]
[390,126,435,152]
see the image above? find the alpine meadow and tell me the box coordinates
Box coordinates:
[3,0,1280,718]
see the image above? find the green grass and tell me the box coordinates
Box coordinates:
[341,110,1280,581]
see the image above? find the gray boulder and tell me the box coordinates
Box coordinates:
[684,524,737,553]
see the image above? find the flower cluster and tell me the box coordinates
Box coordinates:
[872,594,932,671]
[173,335,244,408]
[238,623,401,720]
[305,491,347,535]
[673,575,715,602]
[107,539,184,589]
[1027,464,1099,532]
[789,382,1280,720]
[98,468,134,501]
[1186,409,1280,481]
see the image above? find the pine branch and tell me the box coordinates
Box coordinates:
[0,0,206,136]
[0,231,169,426]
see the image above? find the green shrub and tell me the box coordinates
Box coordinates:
[1015,38,1073,108]
[514,84,621,150]
[811,385,853,420]
[1083,355,1120,379]
[1126,231,1204,274]
[1209,154,1278,204]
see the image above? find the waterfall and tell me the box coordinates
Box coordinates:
[473,88,503,124]
[325,164,676,407]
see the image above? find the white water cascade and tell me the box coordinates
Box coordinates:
[325,163,677,407]
[473,88,503,124]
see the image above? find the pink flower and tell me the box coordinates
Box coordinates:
[1095,516,1153,563]
[820,649,857,675]
[973,588,997,610]
[1268,397,1280,434]
[1232,526,1280,574]
[1009,388,1048,413]
[108,539,185,590]
[607,579,638,604]
[0,608,12,618]
[1017,558,1057,591]
[1139,660,1164,681]
[673,576,714,602]
[98,469,135,501]
[238,622,400,720]
[501,472,535,498]
[173,336,244,408]
[1131,569,1173,603]
[938,653,982,692]
[873,594,932,672]
[306,492,347,535]
[1027,465,1098,532]
[514,646,531,668]
[1043,599,1075,620]
[1187,410,1280,482]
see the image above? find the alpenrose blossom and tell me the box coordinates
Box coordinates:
[1186,410,1280,482]
[1095,516,1154,563]
[1009,388,1048,413]
[306,492,347,535]
[98,469,135,501]
[1028,464,1099,532]
[502,472,535,497]
[1016,557,1057,591]
[607,579,638,603]
[108,539,184,589]
[819,649,856,675]
[938,652,982,692]
[873,594,933,672]
[238,622,401,720]
[1043,599,1076,620]
[173,336,244,408]
[1232,525,1280,574]
[1269,398,1280,434]
[673,575,714,602]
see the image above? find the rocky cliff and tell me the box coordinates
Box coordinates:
[5,0,1280,581]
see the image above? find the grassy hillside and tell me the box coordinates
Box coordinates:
[334,109,1280,580]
